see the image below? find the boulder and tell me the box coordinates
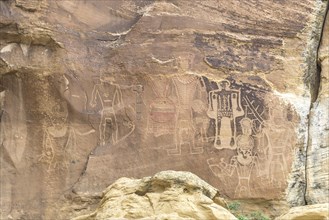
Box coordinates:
[73,171,236,220]
[276,203,329,220]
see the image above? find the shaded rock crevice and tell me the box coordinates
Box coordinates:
[311,2,329,104]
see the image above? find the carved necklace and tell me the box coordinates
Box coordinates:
[175,75,196,84]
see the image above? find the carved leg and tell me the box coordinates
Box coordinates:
[214,118,221,148]
[106,118,115,145]
[99,116,106,146]
[234,182,242,198]
[230,119,235,146]
[167,142,182,155]
[281,154,288,180]
[190,131,203,154]
[167,128,182,155]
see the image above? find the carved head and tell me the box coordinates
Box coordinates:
[218,80,230,90]
[238,146,253,159]
[240,118,252,135]
[236,136,254,165]
[237,118,254,165]
[100,74,115,83]
[177,53,195,71]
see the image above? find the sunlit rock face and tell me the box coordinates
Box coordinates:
[276,203,329,220]
[0,0,328,219]
[306,12,329,205]
[73,171,237,220]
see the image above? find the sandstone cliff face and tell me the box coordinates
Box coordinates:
[307,10,329,205]
[0,0,328,219]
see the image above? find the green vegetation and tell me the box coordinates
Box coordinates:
[227,201,270,220]
[237,215,250,220]
[249,211,270,220]
[228,201,241,211]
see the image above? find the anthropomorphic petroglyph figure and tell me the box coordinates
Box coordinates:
[90,76,124,146]
[207,80,244,149]
[263,106,294,186]
[168,74,207,155]
[194,77,210,143]
[194,106,210,143]
[234,118,259,197]
[38,102,70,171]
[236,118,256,166]
[90,75,136,146]
[165,54,208,155]
[132,85,144,121]
[208,118,258,198]
[146,76,176,137]
[253,124,270,178]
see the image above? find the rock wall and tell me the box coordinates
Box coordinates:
[0,0,328,219]
[307,8,329,205]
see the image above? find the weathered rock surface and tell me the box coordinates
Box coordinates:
[73,171,236,220]
[276,203,329,220]
[0,0,328,219]
[306,10,329,205]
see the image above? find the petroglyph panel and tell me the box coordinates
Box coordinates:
[70,71,298,200]
[0,65,299,206]
[204,78,298,198]
[0,0,327,218]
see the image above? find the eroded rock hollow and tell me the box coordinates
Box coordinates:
[0,0,328,219]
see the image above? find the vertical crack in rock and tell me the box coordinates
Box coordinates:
[67,151,92,194]
[303,3,327,102]
[305,1,329,205]
[305,134,308,205]
[312,3,328,104]
[145,194,156,215]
